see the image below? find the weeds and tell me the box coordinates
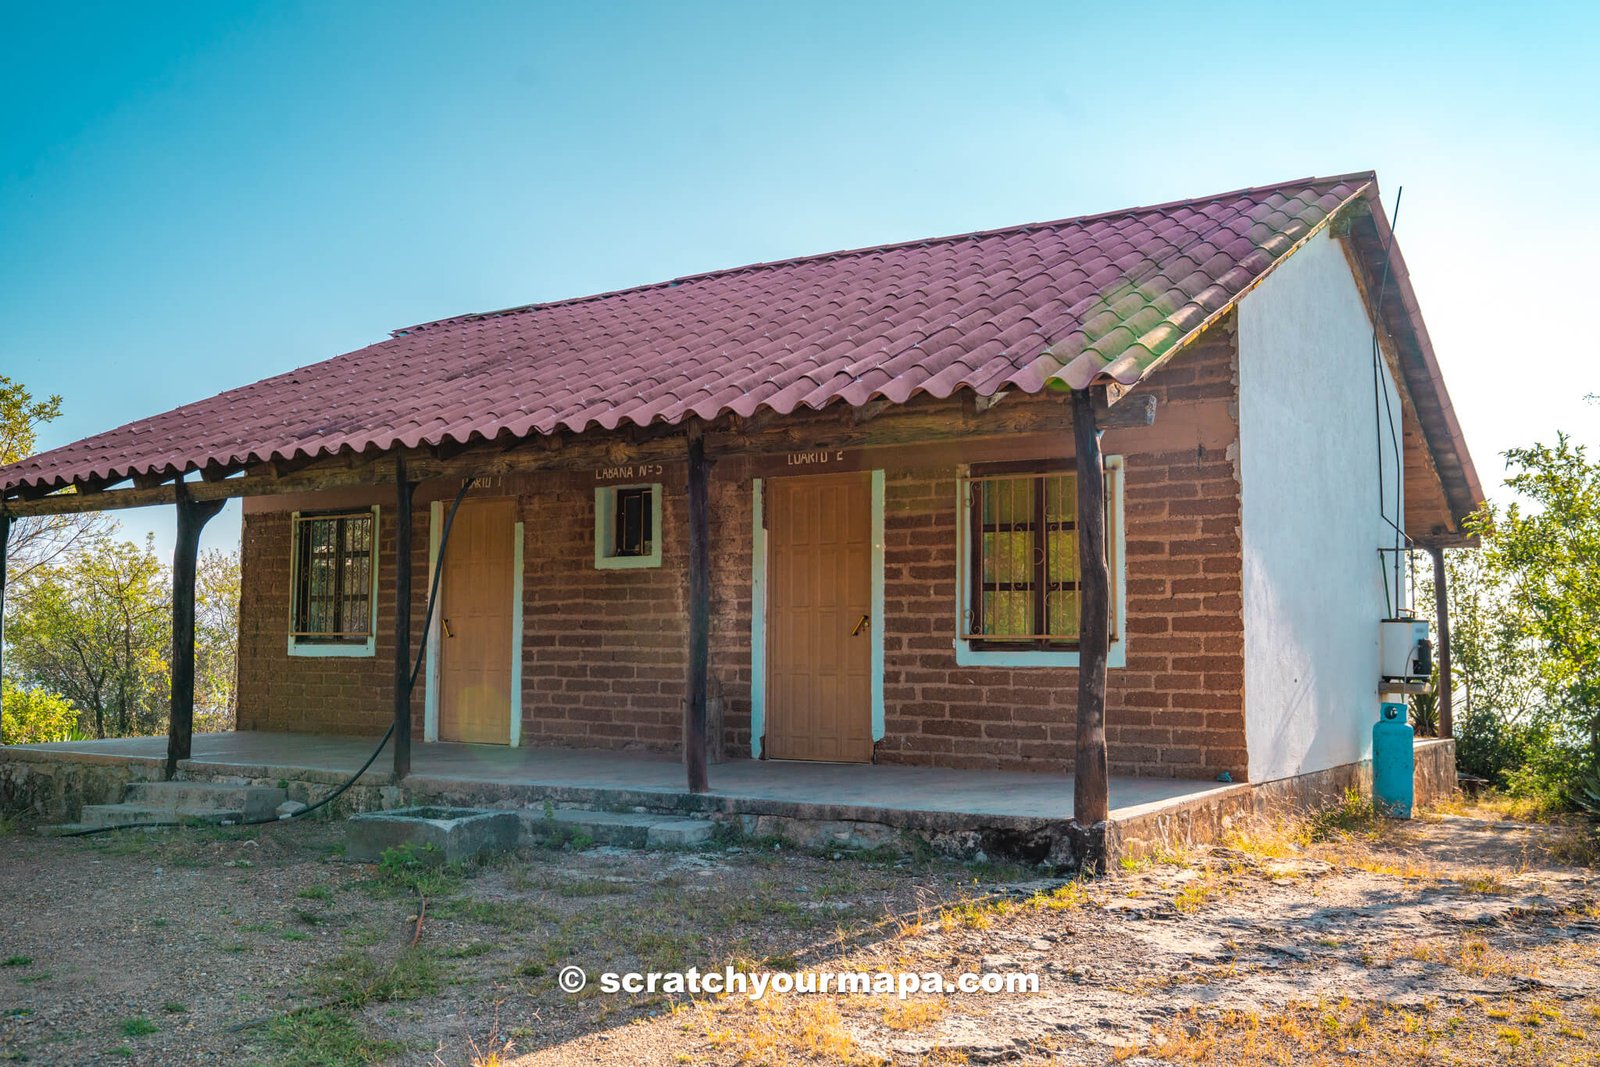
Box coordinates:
[309,949,444,1009]
[373,843,465,898]
[1309,788,1384,841]
[258,1008,402,1067]
[1027,881,1092,911]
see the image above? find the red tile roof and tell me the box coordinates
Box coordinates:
[4,173,1377,496]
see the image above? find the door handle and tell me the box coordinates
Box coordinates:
[443,619,454,639]
[851,613,870,637]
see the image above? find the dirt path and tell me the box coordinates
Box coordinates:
[0,807,1596,1065]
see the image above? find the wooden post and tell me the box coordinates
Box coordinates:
[1430,544,1452,741]
[684,427,711,794]
[0,510,10,746]
[394,457,414,779]
[1071,387,1111,827]
[165,484,226,779]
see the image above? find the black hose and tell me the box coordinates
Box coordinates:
[57,480,475,840]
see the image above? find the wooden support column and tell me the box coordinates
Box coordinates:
[0,510,10,746]
[684,427,711,794]
[394,457,415,779]
[1071,387,1111,827]
[165,484,226,779]
[1430,544,1453,740]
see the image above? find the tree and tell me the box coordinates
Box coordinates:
[1425,550,1548,790]
[3,375,240,742]
[6,533,172,739]
[1,375,108,582]
[1445,433,1600,805]
[195,548,241,730]
[0,375,60,465]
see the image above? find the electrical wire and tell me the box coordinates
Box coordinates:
[57,479,474,838]
[1369,186,1407,617]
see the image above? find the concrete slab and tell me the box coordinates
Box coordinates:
[346,806,521,865]
[4,732,1231,823]
[519,808,715,849]
[123,782,286,821]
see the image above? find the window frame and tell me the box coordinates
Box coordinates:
[594,483,663,570]
[954,456,1126,668]
[286,505,381,659]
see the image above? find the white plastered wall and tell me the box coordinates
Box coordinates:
[1236,228,1405,783]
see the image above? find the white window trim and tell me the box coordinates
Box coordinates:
[594,483,663,570]
[953,456,1126,668]
[287,504,380,658]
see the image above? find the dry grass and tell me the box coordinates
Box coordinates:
[1116,995,1600,1066]
[937,895,1016,930]
[1026,881,1092,911]
[880,995,947,1031]
[1221,816,1313,859]
[1395,935,1534,979]
[1172,873,1221,914]
[702,994,882,1066]
[1431,790,1567,824]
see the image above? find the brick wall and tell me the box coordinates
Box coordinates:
[876,326,1246,778]
[240,479,757,755]
[234,321,1246,779]
[519,483,759,752]
[237,503,430,737]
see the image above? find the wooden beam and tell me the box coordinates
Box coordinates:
[165,483,227,779]
[394,457,415,779]
[2,391,1161,517]
[1071,387,1111,834]
[684,427,712,794]
[0,511,10,746]
[1430,545,1453,741]
[132,470,172,491]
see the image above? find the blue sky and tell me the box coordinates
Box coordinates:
[3,1,1596,555]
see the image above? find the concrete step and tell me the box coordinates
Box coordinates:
[122,781,286,821]
[71,802,245,831]
[520,808,715,849]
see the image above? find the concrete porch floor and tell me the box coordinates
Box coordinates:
[4,731,1242,824]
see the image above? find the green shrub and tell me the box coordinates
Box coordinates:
[0,678,79,743]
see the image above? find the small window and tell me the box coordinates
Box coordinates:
[956,459,1123,663]
[289,508,378,655]
[613,486,653,557]
[595,484,662,569]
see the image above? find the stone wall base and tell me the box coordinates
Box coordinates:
[2,739,1455,874]
[1109,739,1457,862]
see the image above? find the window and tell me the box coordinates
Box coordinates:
[289,508,379,656]
[594,484,662,569]
[613,486,653,557]
[956,458,1124,665]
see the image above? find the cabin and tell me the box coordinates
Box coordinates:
[0,172,1482,862]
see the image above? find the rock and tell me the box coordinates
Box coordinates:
[276,801,309,819]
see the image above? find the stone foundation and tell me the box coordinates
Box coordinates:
[2,736,1457,873]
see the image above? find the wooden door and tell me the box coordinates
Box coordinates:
[439,499,517,744]
[766,472,873,762]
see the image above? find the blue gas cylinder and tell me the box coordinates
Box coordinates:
[1373,702,1414,818]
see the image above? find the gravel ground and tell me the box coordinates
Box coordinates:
[0,807,1596,1065]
